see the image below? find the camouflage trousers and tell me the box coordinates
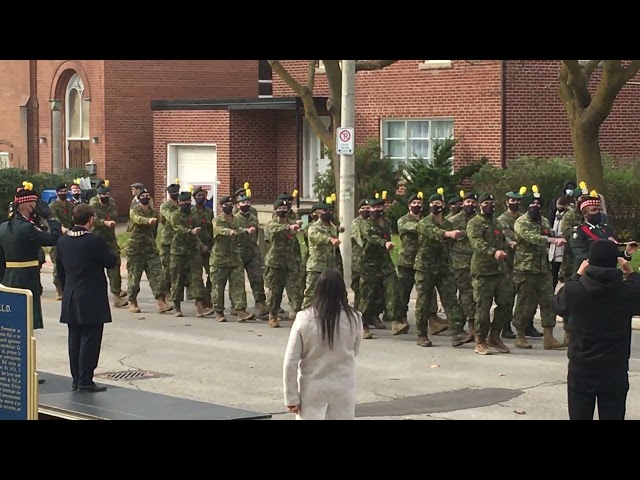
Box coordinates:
[159,244,172,296]
[211,265,247,312]
[351,270,361,309]
[170,254,206,303]
[264,265,301,315]
[415,269,465,337]
[231,254,266,308]
[397,266,438,319]
[302,269,325,310]
[104,241,123,295]
[358,267,400,326]
[513,271,557,330]
[472,274,514,339]
[127,252,165,301]
[188,251,211,302]
[453,268,476,322]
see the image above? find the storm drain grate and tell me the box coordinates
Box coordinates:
[95,370,171,381]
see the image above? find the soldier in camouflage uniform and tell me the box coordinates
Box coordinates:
[49,183,76,300]
[232,184,259,218]
[351,200,370,310]
[168,191,215,318]
[414,189,471,347]
[210,195,256,322]
[191,186,215,308]
[158,182,180,297]
[234,191,269,318]
[396,193,447,334]
[512,186,566,350]
[449,191,480,336]
[264,198,302,328]
[302,198,342,309]
[70,182,86,206]
[466,193,513,355]
[92,181,128,308]
[275,191,304,317]
[496,188,542,339]
[126,189,173,314]
[446,193,463,219]
[358,193,408,339]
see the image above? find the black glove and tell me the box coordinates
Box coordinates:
[35,199,52,220]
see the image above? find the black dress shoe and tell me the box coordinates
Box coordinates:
[38,378,45,385]
[501,328,516,339]
[78,384,107,393]
[525,325,544,338]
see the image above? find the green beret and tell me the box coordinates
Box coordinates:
[234,188,246,198]
[408,194,424,203]
[237,194,250,202]
[97,185,110,194]
[219,195,233,205]
[505,190,523,199]
[478,193,495,204]
[464,192,478,201]
[193,187,207,197]
[166,184,180,194]
[358,199,370,208]
[278,192,294,202]
[524,188,543,206]
[448,195,462,204]
[369,198,385,207]
[429,193,444,203]
[178,191,192,202]
[274,199,289,209]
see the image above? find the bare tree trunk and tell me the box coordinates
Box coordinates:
[571,119,604,193]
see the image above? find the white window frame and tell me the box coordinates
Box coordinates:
[0,151,10,169]
[419,60,452,70]
[380,118,454,166]
[166,143,221,207]
[65,73,90,168]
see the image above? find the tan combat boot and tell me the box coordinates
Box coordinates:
[363,326,373,339]
[268,313,280,328]
[392,320,410,335]
[429,314,448,335]
[55,285,63,301]
[235,309,256,322]
[119,290,128,298]
[156,297,173,313]
[417,336,432,347]
[174,301,183,317]
[112,294,128,308]
[373,316,386,330]
[451,329,474,347]
[515,329,532,349]
[255,302,269,318]
[215,311,227,322]
[487,328,511,353]
[467,320,476,338]
[475,336,492,355]
[543,327,565,350]
[129,300,141,314]
[229,308,238,316]
[195,300,215,318]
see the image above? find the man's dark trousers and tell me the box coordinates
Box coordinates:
[68,324,104,388]
[567,370,628,420]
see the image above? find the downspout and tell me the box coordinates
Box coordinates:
[295,101,301,209]
[500,60,507,169]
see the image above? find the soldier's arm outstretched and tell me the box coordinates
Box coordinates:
[514,218,549,246]
[308,223,332,245]
[169,211,192,235]
[212,218,236,237]
[467,219,496,256]
[129,209,155,226]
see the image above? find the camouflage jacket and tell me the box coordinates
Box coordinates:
[49,199,75,230]
[234,210,260,259]
[396,213,421,269]
[513,214,553,274]
[306,219,339,273]
[210,214,244,268]
[496,210,520,272]
[169,208,204,256]
[414,214,454,272]
[449,211,475,270]
[158,201,179,247]
[358,218,394,272]
[192,206,215,249]
[265,218,300,271]
[467,213,510,276]
[351,217,365,273]
[92,198,119,244]
[127,205,159,257]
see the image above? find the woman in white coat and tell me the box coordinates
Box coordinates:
[282,268,363,420]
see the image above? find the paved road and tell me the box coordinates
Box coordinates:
[35,271,640,420]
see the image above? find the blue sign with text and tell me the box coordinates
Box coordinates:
[0,290,29,420]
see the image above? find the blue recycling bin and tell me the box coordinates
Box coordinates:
[41,190,73,204]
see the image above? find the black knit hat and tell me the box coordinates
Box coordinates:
[588,239,620,268]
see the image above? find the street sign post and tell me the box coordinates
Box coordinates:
[0,285,38,420]
[336,127,355,156]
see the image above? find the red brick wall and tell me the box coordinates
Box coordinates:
[275,111,299,196]
[105,60,258,215]
[0,60,32,168]
[505,60,640,161]
[152,110,230,212]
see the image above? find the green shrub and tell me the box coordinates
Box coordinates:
[0,167,87,221]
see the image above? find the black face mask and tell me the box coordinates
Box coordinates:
[450,205,462,215]
[587,212,602,225]
[239,205,250,213]
[557,206,566,213]
[430,205,443,216]
[528,206,542,221]
[320,212,332,223]
[276,210,288,218]
[139,197,150,206]
[179,204,190,213]
[72,193,81,200]
[360,210,370,220]
[370,209,383,219]
[508,203,520,212]
[463,205,477,216]
[195,197,206,206]
[410,206,422,215]
[222,205,233,214]
[100,196,109,204]
[58,193,67,201]
[482,204,496,216]
[169,193,179,201]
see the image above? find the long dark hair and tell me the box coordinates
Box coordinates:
[312,268,358,350]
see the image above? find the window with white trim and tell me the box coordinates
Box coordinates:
[0,152,9,169]
[258,60,273,98]
[381,119,454,165]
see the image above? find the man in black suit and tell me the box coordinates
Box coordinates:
[56,203,117,392]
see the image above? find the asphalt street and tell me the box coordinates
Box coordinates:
[34,270,640,420]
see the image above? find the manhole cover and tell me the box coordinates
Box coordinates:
[95,370,170,381]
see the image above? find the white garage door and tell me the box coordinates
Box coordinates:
[167,144,219,206]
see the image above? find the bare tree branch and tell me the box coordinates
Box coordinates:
[558,66,577,119]
[621,60,640,83]
[562,60,592,109]
[267,60,304,95]
[583,60,602,81]
[355,60,399,71]
[323,60,343,119]
[306,60,316,91]
[586,60,626,126]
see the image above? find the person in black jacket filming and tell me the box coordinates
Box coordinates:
[551,239,640,420]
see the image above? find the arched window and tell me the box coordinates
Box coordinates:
[65,74,90,140]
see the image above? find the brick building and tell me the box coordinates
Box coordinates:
[0,60,258,214]
[152,60,640,211]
